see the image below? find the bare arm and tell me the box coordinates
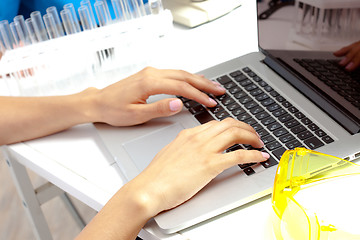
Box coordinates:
[76,119,269,240]
[0,67,225,145]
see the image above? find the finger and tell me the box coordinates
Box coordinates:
[132,98,183,123]
[147,78,220,107]
[208,125,263,153]
[158,69,226,96]
[217,149,269,170]
[198,118,258,140]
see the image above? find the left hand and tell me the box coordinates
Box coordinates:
[92,67,226,126]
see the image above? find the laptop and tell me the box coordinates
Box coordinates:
[94,1,360,234]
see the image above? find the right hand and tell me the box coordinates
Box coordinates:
[125,118,269,218]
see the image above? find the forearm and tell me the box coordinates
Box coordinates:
[76,180,155,240]
[0,87,99,145]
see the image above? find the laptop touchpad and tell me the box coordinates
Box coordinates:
[122,123,184,172]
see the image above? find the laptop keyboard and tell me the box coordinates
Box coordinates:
[294,58,360,109]
[178,67,334,176]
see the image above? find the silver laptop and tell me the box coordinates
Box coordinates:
[94,1,360,234]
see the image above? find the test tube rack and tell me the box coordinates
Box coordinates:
[289,0,360,51]
[0,6,173,96]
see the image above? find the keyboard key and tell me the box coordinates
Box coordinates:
[304,136,324,149]
[189,105,205,114]
[215,111,230,120]
[291,125,307,134]
[255,111,270,120]
[237,113,252,121]
[308,123,319,131]
[217,75,232,84]
[224,82,237,89]
[234,91,248,99]
[232,107,246,116]
[273,128,289,137]
[315,129,326,137]
[282,101,292,108]
[242,67,251,73]
[227,103,241,111]
[322,135,334,144]
[261,98,275,106]
[243,167,256,176]
[301,117,312,125]
[284,119,300,128]
[272,108,287,117]
[255,93,269,101]
[261,154,278,168]
[244,117,257,126]
[195,111,215,124]
[297,130,313,140]
[244,101,258,109]
[279,134,295,143]
[262,117,276,125]
[229,86,242,94]
[238,96,253,104]
[184,100,200,108]
[272,147,286,160]
[250,106,264,115]
[257,128,270,137]
[294,112,305,119]
[262,135,275,144]
[250,88,263,96]
[266,141,282,151]
[222,97,235,106]
[267,122,282,131]
[285,139,302,149]
[288,106,298,113]
[238,162,256,169]
[278,114,293,123]
[209,105,224,114]
[226,144,244,152]
[266,103,281,112]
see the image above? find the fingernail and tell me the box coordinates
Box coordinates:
[216,85,226,92]
[346,62,354,70]
[209,98,217,105]
[169,99,182,112]
[339,58,347,65]
[261,152,270,160]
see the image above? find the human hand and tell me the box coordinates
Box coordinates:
[333,40,360,71]
[92,67,226,126]
[125,118,269,218]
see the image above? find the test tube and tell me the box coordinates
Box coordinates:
[43,14,60,39]
[10,22,21,47]
[61,9,77,35]
[13,15,31,45]
[25,18,39,44]
[0,20,15,49]
[46,6,65,36]
[111,0,126,21]
[134,0,146,17]
[78,6,96,30]
[30,11,49,41]
[64,3,81,32]
[94,1,112,26]
[80,0,97,28]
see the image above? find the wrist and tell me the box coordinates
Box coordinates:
[75,87,101,123]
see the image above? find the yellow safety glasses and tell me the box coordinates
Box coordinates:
[272,148,360,240]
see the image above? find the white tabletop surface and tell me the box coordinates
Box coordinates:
[6,1,299,239]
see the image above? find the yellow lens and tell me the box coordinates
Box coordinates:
[272,148,360,240]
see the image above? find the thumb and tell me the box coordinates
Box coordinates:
[142,98,183,120]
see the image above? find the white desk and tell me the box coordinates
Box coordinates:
[3,2,297,239]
